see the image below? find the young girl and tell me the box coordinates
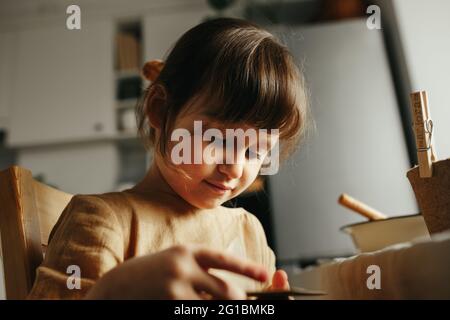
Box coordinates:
[28,17,309,300]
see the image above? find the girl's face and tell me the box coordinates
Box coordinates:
[154,106,279,209]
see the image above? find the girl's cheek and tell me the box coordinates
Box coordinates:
[179,163,211,180]
[239,166,258,190]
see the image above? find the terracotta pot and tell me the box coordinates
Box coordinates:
[407,158,450,234]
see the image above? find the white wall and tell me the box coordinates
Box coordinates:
[0,32,14,130]
[393,0,450,160]
[18,142,120,194]
[269,20,418,260]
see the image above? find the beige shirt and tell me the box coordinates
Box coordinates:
[28,190,276,299]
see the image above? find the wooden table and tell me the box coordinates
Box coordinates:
[289,230,450,299]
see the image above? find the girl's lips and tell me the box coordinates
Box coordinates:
[207,180,234,190]
[203,180,233,194]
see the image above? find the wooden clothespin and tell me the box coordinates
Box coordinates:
[420,91,437,162]
[410,90,435,178]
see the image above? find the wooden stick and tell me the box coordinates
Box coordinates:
[410,91,433,178]
[338,193,387,221]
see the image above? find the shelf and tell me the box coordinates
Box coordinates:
[114,18,143,144]
[6,131,142,149]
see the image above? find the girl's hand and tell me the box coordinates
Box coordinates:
[86,245,268,300]
[263,269,294,300]
[266,269,290,291]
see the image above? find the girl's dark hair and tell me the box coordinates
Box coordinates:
[137,17,310,162]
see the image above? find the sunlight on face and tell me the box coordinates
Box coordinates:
[155,109,279,209]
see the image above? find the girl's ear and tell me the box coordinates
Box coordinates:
[145,84,167,129]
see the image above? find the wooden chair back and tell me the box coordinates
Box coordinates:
[0,166,72,299]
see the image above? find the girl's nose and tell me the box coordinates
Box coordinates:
[217,144,246,179]
[217,161,244,180]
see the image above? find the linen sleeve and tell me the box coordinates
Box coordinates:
[27,195,125,299]
[243,211,277,290]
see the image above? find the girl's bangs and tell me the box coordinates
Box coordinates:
[199,52,303,142]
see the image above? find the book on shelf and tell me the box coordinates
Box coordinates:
[116,32,141,71]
